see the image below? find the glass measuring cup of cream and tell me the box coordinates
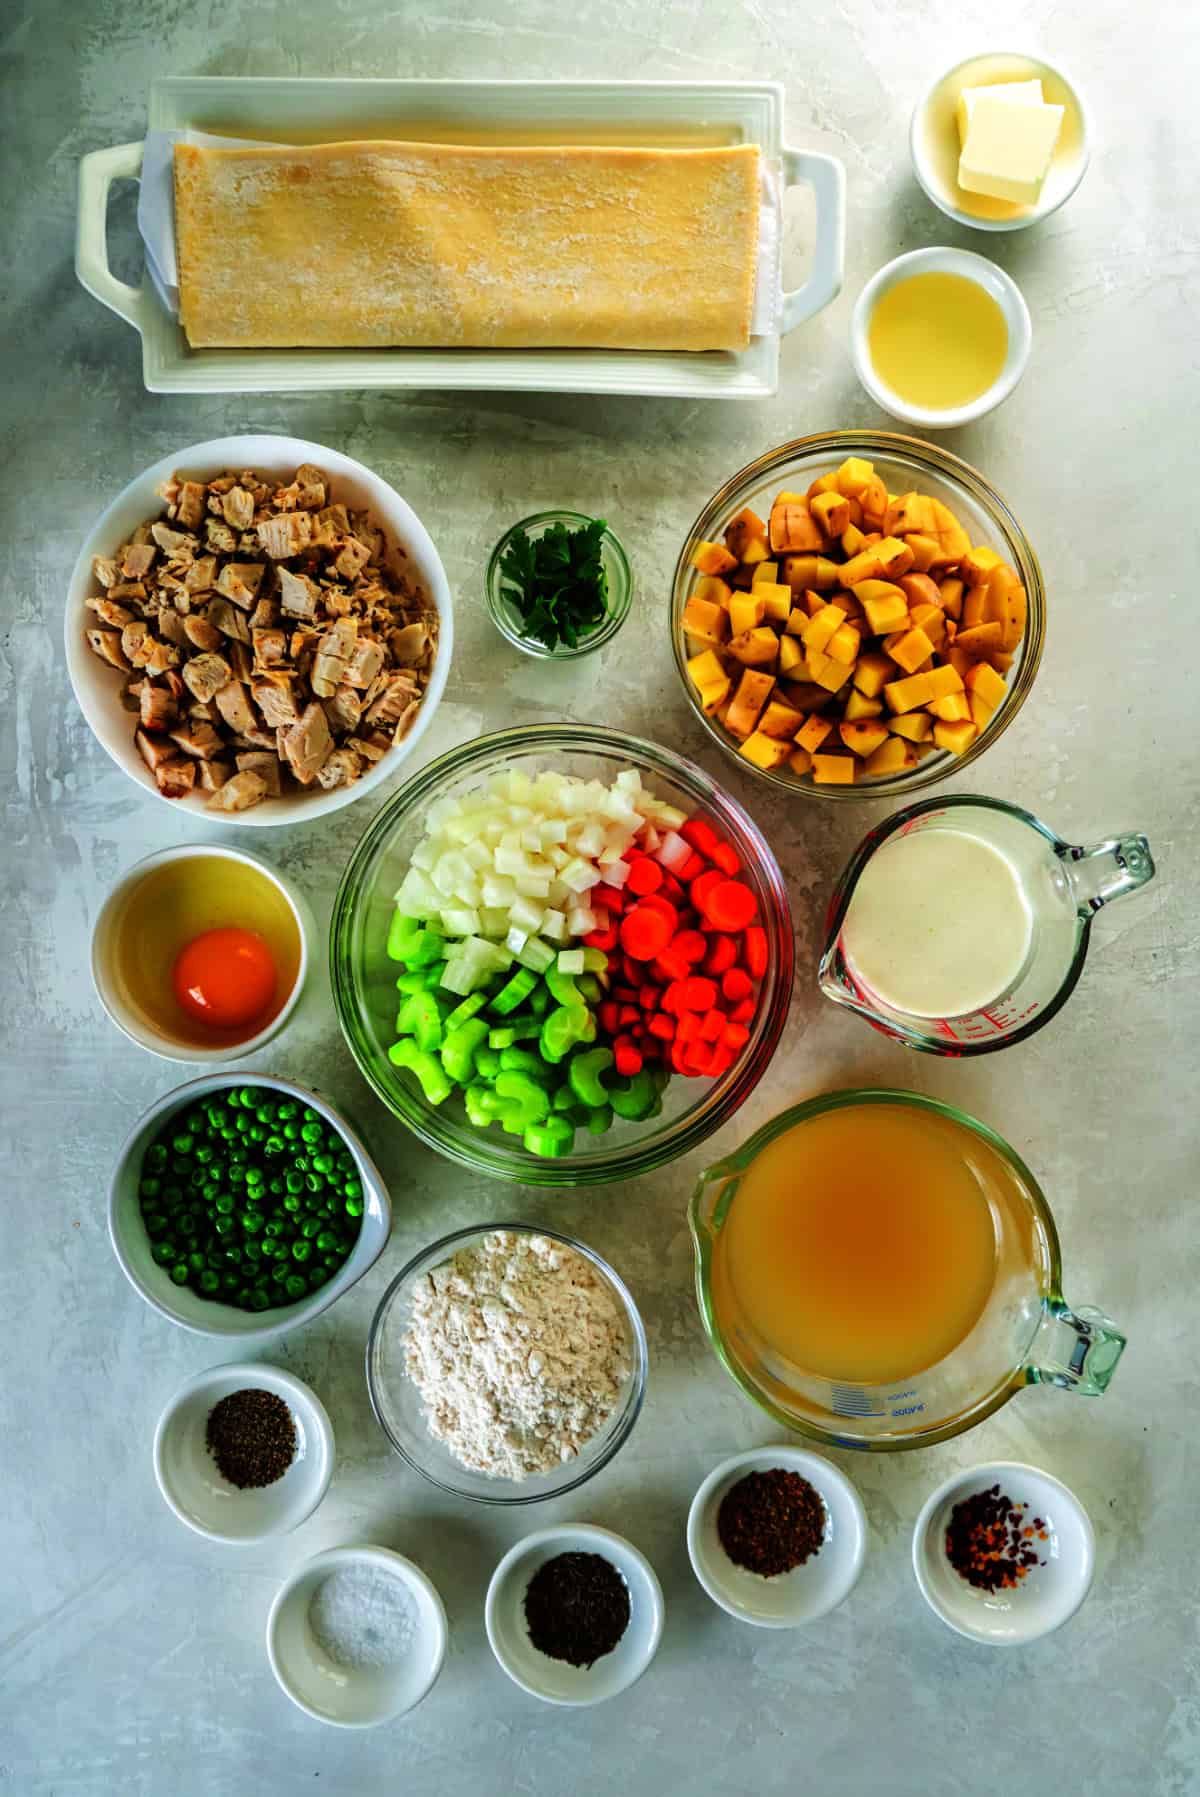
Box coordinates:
[689,1088,1126,1452]
[818,794,1154,1055]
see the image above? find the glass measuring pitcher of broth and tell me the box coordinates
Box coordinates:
[818,795,1155,1055]
[689,1089,1126,1452]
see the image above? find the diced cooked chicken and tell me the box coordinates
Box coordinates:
[276,566,319,619]
[228,639,253,683]
[121,621,151,666]
[157,609,188,647]
[121,678,144,711]
[150,522,197,561]
[183,615,223,652]
[155,758,197,800]
[212,679,257,736]
[140,683,177,732]
[365,670,420,727]
[235,751,283,797]
[170,721,224,759]
[250,598,280,631]
[323,682,362,734]
[175,480,207,528]
[311,617,358,698]
[136,728,176,771]
[343,637,385,689]
[109,581,148,603]
[122,542,158,580]
[87,627,131,670]
[221,485,255,530]
[144,639,181,677]
[352,734,389,763]
[257,511,312,560]
[294,463,327,508]
[315,745,362,790]
[206,518,238,555]
[281,702,333,786]
[252,627,288,667]
[251,674,300,729]
[206,597,251,643]
[86,596,136,629]
[181,651,232,702]
[390,622,431,665]
[183,554,218,594]
[215,561,265,610]
[206,769,268,812]
[391,699,422,741]
[350,513,385,561]
[316,502,350,539]
[335,536,372,581]
[92,555,120,589]
[197,758,232,792]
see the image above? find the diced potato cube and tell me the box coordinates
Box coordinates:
[693,539,738,576]
[939,577,964,619]
[802,590,827,618]
[968,691,994,732]
[785,682,834,713]
[769,495,824,554]
[739,729,793,770]
[757,582,794,623]
[874,536,915,576]
[811,752,856,784]
[758,699,806,739]
[883,671,936,713]
[727,626,780,666]
[887,626,935,674]
[961,543,1003,584]
[778,634,805,676]
[925,663,965,699]
[811,490,851,536]
[694,574,732,609]
[863,736,917,776]
[861,590,910,634]
[740,537,772,566]
[884,492,937,537]
[839,719,889,757]
[965,661,1007,709]
[801,604,843,655]
[726,668,775,737]
[785,607,810,636]
[697,676,731,714]
[687,649,727,690]
[954,622,1004,658]
[858,475,889,531]
[844,688,883,721]
[682,596,729,647]
[807,472,841,499]
[827,621,861,665]
[827,590,864,623]
[836,456,875,497]
[811,653,854,694]
[789,745,813,776]
[783,554,840,592]
[1001,580,1027,651]
[729,593,765,635]
[898,573,942,611]
[929,692,972,722]
[946,646,974,682]
[933,719,979,755]
[888,710,933,741]
[795,714,834,754]
[723,506,768,560]
[909,603,945,647]
[841,523,867,557]
[750,560,779,586]
[992,651,1015,673]
[927,498,971,567]
[903,533,940,573]
[853,652,894,698]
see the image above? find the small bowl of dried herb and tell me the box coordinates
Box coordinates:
[153,1360,334,1544]
[485,1523,664,1706]
[912,1460,1095,1645]
[687,1445,867,1628]
[486,511,632,659]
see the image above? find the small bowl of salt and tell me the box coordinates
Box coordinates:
[267,1544,447,1727]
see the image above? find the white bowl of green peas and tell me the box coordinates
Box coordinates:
[108,1073,392,1340]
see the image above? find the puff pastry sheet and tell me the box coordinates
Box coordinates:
[174,139,761,352]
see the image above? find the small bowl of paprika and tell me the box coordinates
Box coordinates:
[687,1445,868,1628]
[911,1459,1095,1645]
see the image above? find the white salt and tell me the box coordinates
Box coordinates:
[307,1564,415,1669]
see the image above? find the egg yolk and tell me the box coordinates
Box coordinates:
[172,928,277,1032]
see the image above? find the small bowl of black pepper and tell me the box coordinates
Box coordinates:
[912,1459,1095,1645]
[485,1523,664,1706]
[687,1445,868,1628]
[153,1360,334,1544]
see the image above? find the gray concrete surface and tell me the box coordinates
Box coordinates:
[2,3,1197,1793]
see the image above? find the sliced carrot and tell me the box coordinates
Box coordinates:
[619,903,674,961]
[699,1008,728,1042]
[730,997,756,1024]
[703,935,738,977]
[625,857,664,897]
[744,926,768,978]
[721,968,753,1003]
[701,879,757,932]
[648,1014,676,1041]
[689,868,724,913]
[584,926,618,951]
[681,818,720,857]
[710,840,741,877]
[674,929,707,964]
[680,975,718,1012]
[614,1039,643,1077]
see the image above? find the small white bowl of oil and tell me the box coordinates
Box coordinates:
[91,843,313,1062]
[851,246,1032,430]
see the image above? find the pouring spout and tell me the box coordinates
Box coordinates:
[1025,1302,1126,1396]
[1063,833,1155,916]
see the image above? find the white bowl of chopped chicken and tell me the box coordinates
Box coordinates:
[65,435,452,823]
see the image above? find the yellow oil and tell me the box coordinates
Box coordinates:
[110,855,302,1048]
[867,272,1008,411]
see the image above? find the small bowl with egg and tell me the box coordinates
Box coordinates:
[92,844,313,1062]
[911,51,1091,233]
[851,248,1032,430]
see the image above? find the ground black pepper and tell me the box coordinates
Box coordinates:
[944,1484,1047,1591]
[717,1468,826,1577]
[205,1388,297,1490]
[523,1551,631,1668]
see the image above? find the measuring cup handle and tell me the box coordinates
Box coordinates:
[1026,1302,1127,1396]
[1063,833,1155,916]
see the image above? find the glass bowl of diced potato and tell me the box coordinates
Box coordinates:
[671,431,1045,797]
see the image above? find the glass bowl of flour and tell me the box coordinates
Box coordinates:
[366,1223,648,1503]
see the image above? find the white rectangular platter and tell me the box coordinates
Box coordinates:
[75,78,844,399]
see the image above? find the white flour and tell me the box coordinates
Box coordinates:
[403,1230,633,1481]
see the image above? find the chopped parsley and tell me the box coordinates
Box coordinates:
[498,517,610,652]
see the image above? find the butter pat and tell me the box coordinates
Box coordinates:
[956,78,1045,146]
[958,94,1065,205]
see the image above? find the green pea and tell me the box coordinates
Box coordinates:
[291,1240,313,1263]
[240,1087,262,1108]
[277,1101,298,1120]
[284,1274,308,1301]
[271,1260,290,1283]
[202,1183,220,1203]
[185,1109,205,1133]
[260,1237,280,1259]
[213,1193,233,1215]
[269,1177,285,1196]
[282,1122,299,1141]
[305,1174,324,1195]
[162,1183,184,1206]
[264,1135,284,1156]
[194,1145,213,1165]
[172,1133,193,1156]
[151,1241,175,1266]
[247,1126,265,1144]
[248,1289,270,1312]
[188,1250,206,1273]
[177,1213,198,1239]
[219,1126,237,1143]
[213,1216,234,1237]
[170,1263,189,1286]
[229,1145,248,1164]
[301,1217,322,1240]
[220,1270,240,1293]
[264,1219,285,1237]
[235,1113,251,1134]
[242,1211,264,1234]
[345,1195,363,1218]
[199,1270,220,1294]
[146,1143,169,1172]
[299,1123,321,1145]
[246,1164,264,1184]
[143,1212,168,1237]
[344,1178,362,1201]
[285,1171,304,1194]
[316,1230,339,1254]
[282,1195,301,1214]
[244,1239,263,1262]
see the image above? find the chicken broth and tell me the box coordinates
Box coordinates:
[109,856,301,1048]
[712,1104,1006,1386]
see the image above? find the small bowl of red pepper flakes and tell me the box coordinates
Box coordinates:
[912,1460,1095,1645]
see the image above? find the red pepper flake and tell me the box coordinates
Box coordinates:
[944,1484,1048,1592]
[716,1468,826,1578]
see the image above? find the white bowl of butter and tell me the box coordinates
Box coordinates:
[910,51,1090,232]
[851,246,1032,430]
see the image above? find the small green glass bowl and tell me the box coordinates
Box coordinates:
[485,510,633,660]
